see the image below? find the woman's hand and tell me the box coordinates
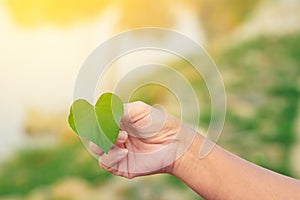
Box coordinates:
[90,101,196,178]
[89,101,300,199]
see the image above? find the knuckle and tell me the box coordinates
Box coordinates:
[132,101,147,108]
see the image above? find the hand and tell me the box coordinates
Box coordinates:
[90,101,196,179]
[89,102,300,200]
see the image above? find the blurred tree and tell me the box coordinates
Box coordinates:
[177,0,262,42]
[197,0,262,41]
[132,34,300,177]
[218,34,300,176]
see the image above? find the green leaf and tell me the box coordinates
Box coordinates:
[68,106,77,134]
[68,93,124,153]
[95,93,124,145]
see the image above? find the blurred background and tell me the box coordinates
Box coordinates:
[0,0,300,199]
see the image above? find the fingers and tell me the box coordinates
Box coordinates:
[90,131,128,174]
[121,102,168,139]
[99,146,128,169]
[116,131,128,145]
[121,101,151,128]
[89,142,104,156]
[89,130,128,156]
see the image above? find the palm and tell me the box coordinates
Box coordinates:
[92,102,195,179]
[100,102,180,178]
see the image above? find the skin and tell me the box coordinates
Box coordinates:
[90,101,300,199]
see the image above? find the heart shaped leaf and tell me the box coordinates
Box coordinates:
[68,93,124,153]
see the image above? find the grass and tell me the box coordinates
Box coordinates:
[0,139,111,196]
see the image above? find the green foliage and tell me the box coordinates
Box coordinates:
[199,0,261,40]
[130,34,300,177]
[68,93,124,153]
[0,140,112,196]
[218,34,300,176]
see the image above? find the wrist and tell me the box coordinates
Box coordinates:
[168,133,203,176]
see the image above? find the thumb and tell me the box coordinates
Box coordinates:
[120,101,151,128]
[121,102,167,139]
